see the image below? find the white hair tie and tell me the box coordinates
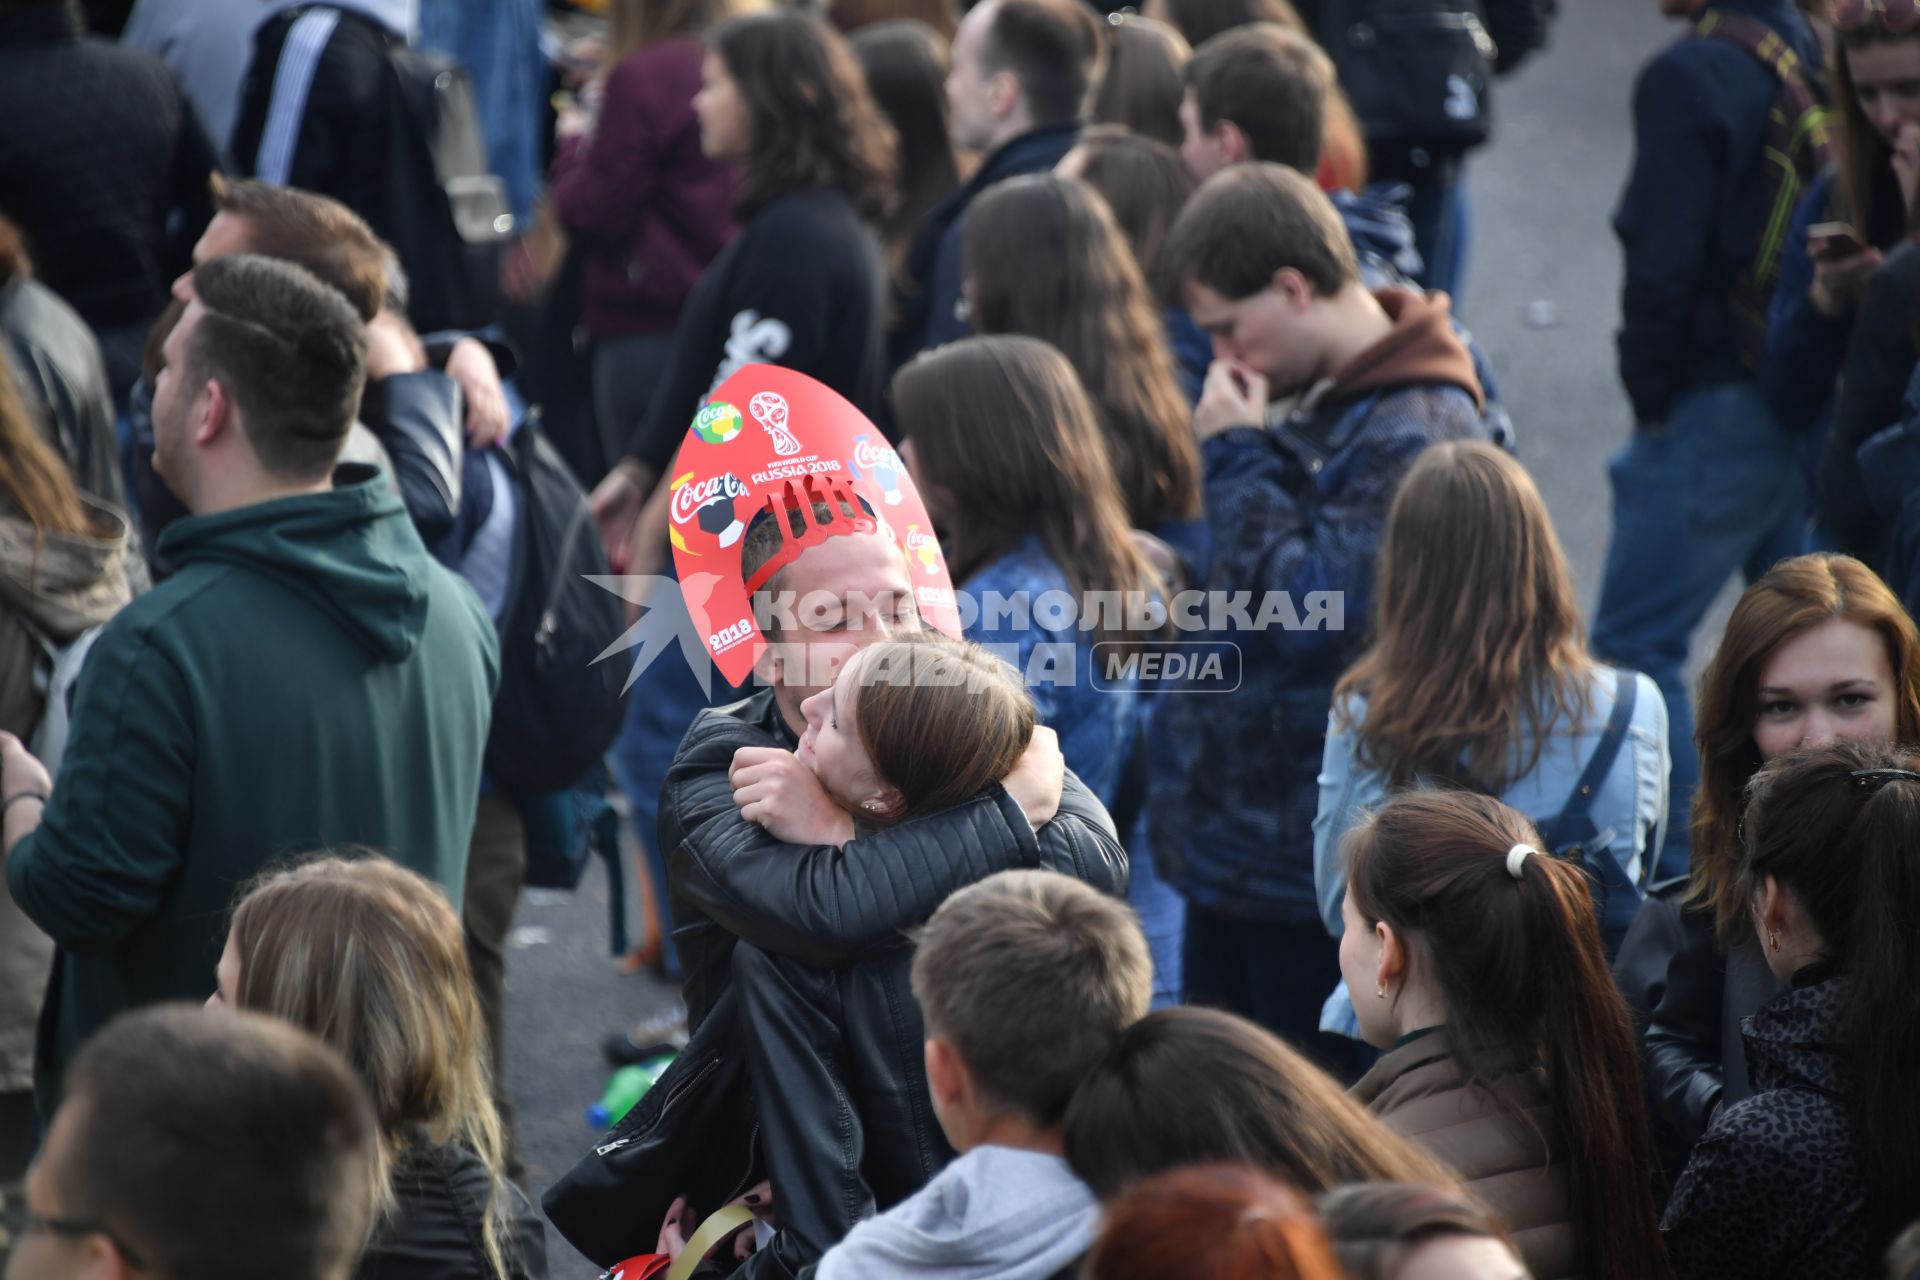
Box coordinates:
[1505,844,1537,881]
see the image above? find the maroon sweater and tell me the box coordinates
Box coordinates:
[550,36,737,339]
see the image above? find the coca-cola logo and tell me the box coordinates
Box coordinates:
[905,529,937,552]
[853,440,900,471]
[670,473,748,524]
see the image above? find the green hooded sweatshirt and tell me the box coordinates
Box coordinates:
[7,466,499,1110]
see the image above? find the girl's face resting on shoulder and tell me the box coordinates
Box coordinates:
[796,650,889,811]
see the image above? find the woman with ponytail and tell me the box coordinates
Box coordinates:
[1339,790,1664,1280]
[1662,741,1920,1277]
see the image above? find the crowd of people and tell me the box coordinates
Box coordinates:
[4,0,1920,1276]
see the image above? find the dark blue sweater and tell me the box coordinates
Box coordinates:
[1612,0,1821,426]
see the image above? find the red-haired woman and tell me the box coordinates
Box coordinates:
[1086,1165,1347,1280]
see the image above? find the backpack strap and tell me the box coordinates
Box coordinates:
[253,5,342,185]
[1693,8,1832,362]
[1555,668,1639,829]
[1696,9,1809,84]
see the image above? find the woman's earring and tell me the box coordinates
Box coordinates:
[1768,929,1781,954]
[861,800,881,813]
[1375,983,1387,1000]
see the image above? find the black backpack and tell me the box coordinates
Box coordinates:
[1314,0,1496,165]
[1530,668,1647,960]
[378,40,514,334]
[484,412,628,798]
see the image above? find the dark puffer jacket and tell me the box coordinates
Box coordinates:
[1662,976,1872,1280]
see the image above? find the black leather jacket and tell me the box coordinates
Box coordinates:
[358,1138,547,1280]
[1617,886,1784,1175]
[660,689,1129,1278]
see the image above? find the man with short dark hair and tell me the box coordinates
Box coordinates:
[7,1004,380,1280]
[894,0,1104,362]
[1179,23,1331,182]
[0,253,498,1113]
[1149,165,1486,1070]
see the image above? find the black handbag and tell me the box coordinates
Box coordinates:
[542,991,762,1268]
[1316,0,1497,164]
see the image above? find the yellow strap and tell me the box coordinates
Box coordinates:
[665,1205,759,1280]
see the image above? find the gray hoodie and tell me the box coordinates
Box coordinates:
[815,1146,1098,1280]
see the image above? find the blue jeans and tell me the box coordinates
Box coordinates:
[1591,382,1810,880]
[1405,163,1470,303]
[1127,812,1185,1009]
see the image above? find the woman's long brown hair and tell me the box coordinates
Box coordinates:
[1741,743,1920,1249]
[1832,28,1920,246]
[1069,125,1195,304]
[1690,553,1920,944]
[1064,1006,1463,1201]
[963,174,1203,526]
[852,20,962,281]
[892,335,1166,651]
[0,346,91,540]
[1092,16,1191,150]
[1346,792,1667,1280]
[715,10,898,222]
[848,635,1035,823]
[230,856,517,1280]
[1334,441,1593,792]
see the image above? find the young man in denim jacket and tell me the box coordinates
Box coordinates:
[1148,164,1485,1073]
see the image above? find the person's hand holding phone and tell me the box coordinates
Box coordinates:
[1807,220,1882,319]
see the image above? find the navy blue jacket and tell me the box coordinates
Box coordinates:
[1613,0,1822,426]
[891,124,1079,366]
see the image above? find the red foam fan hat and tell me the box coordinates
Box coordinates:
[667,364,961,687]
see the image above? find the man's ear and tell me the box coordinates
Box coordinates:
[1216,119,1250,166]
[986,68,1020,121]
[192,377,234,450]
[924,1037,967,1109]
[1268,267,1315,310]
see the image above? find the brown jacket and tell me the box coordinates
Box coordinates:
[0,495,136,1093]
[1353,1031,1578,1280]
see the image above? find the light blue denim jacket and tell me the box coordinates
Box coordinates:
[965,533,1141,810]
[1313,667,1670,1037]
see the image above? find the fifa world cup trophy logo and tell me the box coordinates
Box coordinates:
[750,391,802,457]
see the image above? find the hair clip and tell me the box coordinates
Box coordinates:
[1849,767,1920,791]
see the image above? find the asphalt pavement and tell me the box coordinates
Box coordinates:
[504,6,1692,1272]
